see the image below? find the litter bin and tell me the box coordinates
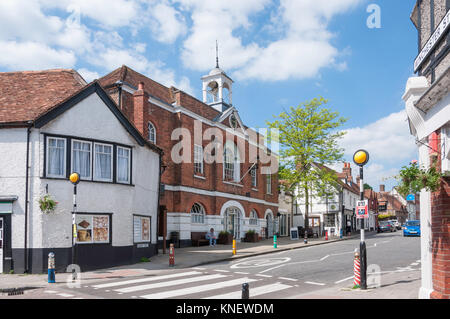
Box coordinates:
[170,231,180,248]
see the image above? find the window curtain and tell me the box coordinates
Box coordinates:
[117,147,130,182]
[73,141,91,178]
[95,144,112,180]
[48,138,65,176]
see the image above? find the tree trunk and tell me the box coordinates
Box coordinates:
[304,184,309,242]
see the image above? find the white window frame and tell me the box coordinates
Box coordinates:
[249,210,259,226]
[46,136,67,178]
[71,139,92,180]
[148,122,156,144]
[190,203,205,224]
[266,173,272,194]
[194,144,204,175]
[251,166,257,188]
[116,146,131,184]
[93,142,113,182]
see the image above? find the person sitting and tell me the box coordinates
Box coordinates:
[205,228,217,246]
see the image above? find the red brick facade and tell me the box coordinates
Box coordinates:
[99,66,279,242]
[429,129,450,299]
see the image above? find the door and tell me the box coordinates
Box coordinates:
[225,207,241,240]
[280,214,287,236]
[0,217,3,273]
[267,214,273,237]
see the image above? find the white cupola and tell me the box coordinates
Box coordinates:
[201,42,233,113]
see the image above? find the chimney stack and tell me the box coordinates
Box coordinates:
[342,162,352,182]
[133,81,149,137]
[380,184,385,192]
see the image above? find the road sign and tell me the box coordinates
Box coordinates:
[406,194,415,202]
[356,200,369,219]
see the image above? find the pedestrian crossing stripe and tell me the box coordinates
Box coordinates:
[204,282,291,299]
[115,274,228,294]
[91,271,203,289]
[140,277,259,299]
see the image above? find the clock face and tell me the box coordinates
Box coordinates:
[230,114,238,129]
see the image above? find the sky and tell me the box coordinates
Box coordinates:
[0,0,419,191]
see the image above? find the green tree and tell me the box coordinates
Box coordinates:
[266,97,347,241]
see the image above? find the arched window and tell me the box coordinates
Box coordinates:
[249,210,258,226]
[148,122,156,144]
[190,203,205,224]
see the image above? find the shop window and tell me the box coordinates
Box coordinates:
[133,215,151,243]
[76,214,110,244]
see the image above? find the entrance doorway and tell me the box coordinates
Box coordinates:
[0,217,3,273]
[225,207,242,240]
[266,213,274,238]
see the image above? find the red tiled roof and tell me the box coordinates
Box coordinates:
[98,65,222,121]
[0,69,86,125]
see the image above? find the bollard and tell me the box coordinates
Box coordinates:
[273,235,277,248]
[48,252,56,283]
[232,239,236,256]
[242,283,249,299]
[353,251,361,288]
[169,243,175,267]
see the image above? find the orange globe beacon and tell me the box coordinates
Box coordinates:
[70,172,80,184]
[353,150,369,166]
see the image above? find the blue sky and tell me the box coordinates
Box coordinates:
[0,0,419,191]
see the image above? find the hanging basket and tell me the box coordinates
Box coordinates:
[39,195,58,214]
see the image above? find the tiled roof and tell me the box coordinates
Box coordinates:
[98,65,222,121]
[378,192,406,212]
[0,69,86,125]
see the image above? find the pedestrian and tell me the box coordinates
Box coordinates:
[206,228,217,246]
[346,220,352,236]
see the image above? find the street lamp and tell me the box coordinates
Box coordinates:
[69,172,80,281]
[353,150,369,290]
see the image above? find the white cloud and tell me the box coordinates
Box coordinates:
[175,0,362,81]
[148,1,187,44]
[0,41,76,70]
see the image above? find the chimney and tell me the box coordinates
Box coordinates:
[133,81,149,136]
[342,162,352,181]
[380,184,385,192]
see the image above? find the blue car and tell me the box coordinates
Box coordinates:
[403,220,420,237]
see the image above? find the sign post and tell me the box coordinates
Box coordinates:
[353,150,369,290]
[69,172,80,282]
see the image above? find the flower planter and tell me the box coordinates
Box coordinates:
[244,232,259,243]
[218,233,233,245]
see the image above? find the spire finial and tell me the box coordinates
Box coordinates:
[216,40,219,68]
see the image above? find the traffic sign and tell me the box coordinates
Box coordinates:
[406,194,415,202]
[356,200,369,219]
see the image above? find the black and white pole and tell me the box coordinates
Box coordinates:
[353,150,369,290]
[69,172,80,282]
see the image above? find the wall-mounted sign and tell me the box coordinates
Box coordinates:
[414,9,450,72]
[406,194,415,202]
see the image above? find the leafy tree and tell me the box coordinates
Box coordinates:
[266,97,347,241]
[396,161,443,196]
[364,183,373,190]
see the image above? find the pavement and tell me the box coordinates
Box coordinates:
[0,232,422,299]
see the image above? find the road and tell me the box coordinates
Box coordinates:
[3,231,420,299]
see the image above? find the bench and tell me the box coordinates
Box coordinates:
[191,232,209,247]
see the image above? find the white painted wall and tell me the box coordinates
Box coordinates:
[0,92,160,253]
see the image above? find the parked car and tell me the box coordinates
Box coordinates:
[389,220,401,230]
[378,221,394,233]
[403,220,421,237]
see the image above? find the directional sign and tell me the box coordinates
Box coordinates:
[406,194,415,202]
[356,200,369,219]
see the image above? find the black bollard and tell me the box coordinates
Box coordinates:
[242,283,249,299]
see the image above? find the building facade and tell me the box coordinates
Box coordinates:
[99,65,279,246]
[0,70,162,273]
[404,0,450,299]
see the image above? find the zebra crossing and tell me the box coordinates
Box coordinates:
[86,269,298,299]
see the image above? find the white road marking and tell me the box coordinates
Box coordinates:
[234,272,249,275]
[91,271,203,289]
[320,255,330,261]
[411,263,419,266]
[140,277,259,299]
[44,290,58,294]
[258,264,286,274]
[58,293,74,297]
[255,274,273,278]
[279,277,298,282]
[334,276,354,284]
[115,274,228,293]
[304,281,326,286]
[214,270,230,273]
[204,282,291,299]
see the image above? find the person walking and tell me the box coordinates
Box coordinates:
[206,228,217,246]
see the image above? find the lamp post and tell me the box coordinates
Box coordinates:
[353,150,369,290]
[69,172,80,281]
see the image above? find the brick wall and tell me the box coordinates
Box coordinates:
[430,128,450,299]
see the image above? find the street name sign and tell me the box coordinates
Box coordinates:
[356,200,369,219]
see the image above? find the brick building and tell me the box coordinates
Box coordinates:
[99,64,279,246]
[404,0,449,299]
